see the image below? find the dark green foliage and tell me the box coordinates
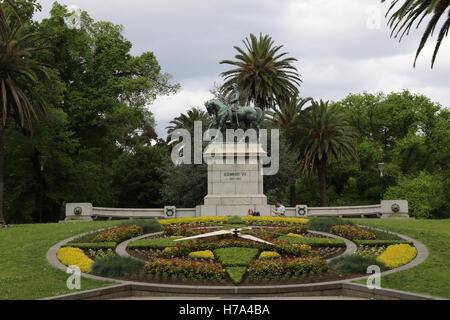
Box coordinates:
[226,267,247,285]
[329,255,386,275]
[306,217,353,232]
[277,236,346,247]
[120,219,162,234]
[91,255,145,277]
[354,240,413,246]
[112,146,169,208]
[62,242,116,249]
[214,247,259,267]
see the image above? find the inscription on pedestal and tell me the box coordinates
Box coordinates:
[222,171,249,182]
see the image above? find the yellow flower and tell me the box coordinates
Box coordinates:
[163,247,177,253]
[287,233,303,238]
[188,250,215,259]
[376,244,417,269]
[158,216,229,225]
[57,247,94,273]
[241,216,309,225]
[259,251,281,259]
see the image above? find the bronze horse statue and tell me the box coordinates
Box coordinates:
[205,99,263,133]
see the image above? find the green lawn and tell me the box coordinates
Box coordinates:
[349,218,450,299]
[0,220,125,300]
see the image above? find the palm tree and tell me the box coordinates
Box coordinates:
[220,33,301,110]
[382,0,450,68]
[166,107,212,135]
[267,97,312,206]
[0,2,48,225]
[290,100,358,207]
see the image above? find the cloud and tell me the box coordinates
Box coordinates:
[34,0,450,139]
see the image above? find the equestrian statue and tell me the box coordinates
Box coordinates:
[204,83,264,134]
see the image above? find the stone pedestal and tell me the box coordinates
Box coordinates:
[199,142,271,216]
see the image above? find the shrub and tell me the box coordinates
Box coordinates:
[91,255,145,277]
[92,225,143,243]
[306,217,353,232]
[188,250,215,260]
[214,247,259,267]
[259,251,281,259]
[330,225,378,240]
[127,237,177,249]
[328,255,386,274]
[57,247,94,273]
[62,242,116,250]
[384,171,448,219]
[120,219,162,234]
[144,258,224,281]
[376,244,417,269]
[277,236,346,247]
[354,240,413,246]
[226,267,247,285]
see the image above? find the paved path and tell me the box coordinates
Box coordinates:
[113,295,367,300]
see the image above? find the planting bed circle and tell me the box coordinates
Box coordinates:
[48,217,426,294]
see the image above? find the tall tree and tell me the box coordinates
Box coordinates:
[290,100,358,207]
[382,0,450,68]
[166,107,211,135]
[267,97,312,206]
[220,33,301,110]
[0,1,48,224]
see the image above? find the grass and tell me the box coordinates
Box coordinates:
[214,247,259,267]
[0,220,125,300]
[127,237,177,249]
[349,218,450,299]
[226,267,247,285]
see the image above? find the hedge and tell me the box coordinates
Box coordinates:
[277,236,346,247]
[127,238,177,249]
[62,242,117,250]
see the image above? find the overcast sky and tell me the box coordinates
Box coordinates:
[34,0,450,138]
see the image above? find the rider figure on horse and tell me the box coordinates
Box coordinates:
[226,83,240,125]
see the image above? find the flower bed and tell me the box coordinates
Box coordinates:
[57,247,94,273]
[143,258,224,282]
[248,256,328,281]
[354,240,413,246]
[92,225,143,243]
[376,244,417,269]
[277,236,346,247]
[330,225,378,240]
[158,216,229,226]
[188,250,215,260]
[259,251,281,259]
[163,225,218,236]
